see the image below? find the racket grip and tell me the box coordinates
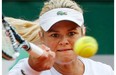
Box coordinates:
[27,43,44,57]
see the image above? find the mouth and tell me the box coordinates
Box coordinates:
[57,49,72,52]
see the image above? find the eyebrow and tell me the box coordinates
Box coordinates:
[47,26,80,33]
[47,29,59,32]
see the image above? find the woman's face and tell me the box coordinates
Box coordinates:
[42,20,83,64]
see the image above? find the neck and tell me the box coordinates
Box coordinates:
[53,58,84,75]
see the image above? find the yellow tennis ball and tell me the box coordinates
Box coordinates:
[74,36,98,58]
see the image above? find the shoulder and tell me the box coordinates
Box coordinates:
[79,57,114,75]
[8,58,28,75]
[9,58,52,75]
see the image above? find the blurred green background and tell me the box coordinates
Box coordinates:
[2,0,114,57]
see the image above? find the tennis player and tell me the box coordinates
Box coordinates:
[8,0,114,75]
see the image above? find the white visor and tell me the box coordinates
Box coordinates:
[39,8,84,31]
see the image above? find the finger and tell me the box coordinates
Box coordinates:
[41,44,50,51]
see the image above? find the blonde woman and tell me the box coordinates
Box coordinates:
[8,0,114,75]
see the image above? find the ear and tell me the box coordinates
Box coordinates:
[38,31,43,41]
[82,26,86,36]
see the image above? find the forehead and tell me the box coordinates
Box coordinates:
[48,20,80,32]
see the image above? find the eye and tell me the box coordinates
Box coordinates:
[68,32,76,36]
[51,33,59,38]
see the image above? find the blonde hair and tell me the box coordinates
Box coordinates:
[5,17,41,45]
[40,0,83,16]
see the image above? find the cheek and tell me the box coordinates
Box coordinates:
[45,41,57,51]
[72,35,82,46]
[42,36,58,51]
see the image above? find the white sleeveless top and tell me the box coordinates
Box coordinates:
[8,57,114,75]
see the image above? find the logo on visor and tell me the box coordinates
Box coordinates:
[57,11,67,15]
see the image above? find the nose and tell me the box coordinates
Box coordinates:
[59,37,69,46]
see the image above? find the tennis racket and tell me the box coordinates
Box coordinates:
[2,15,44,60]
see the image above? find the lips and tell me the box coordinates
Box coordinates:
[57,49,72,52]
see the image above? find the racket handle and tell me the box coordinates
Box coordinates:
[28,43,44,57]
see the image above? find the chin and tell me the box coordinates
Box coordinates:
[55,57,77,65]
